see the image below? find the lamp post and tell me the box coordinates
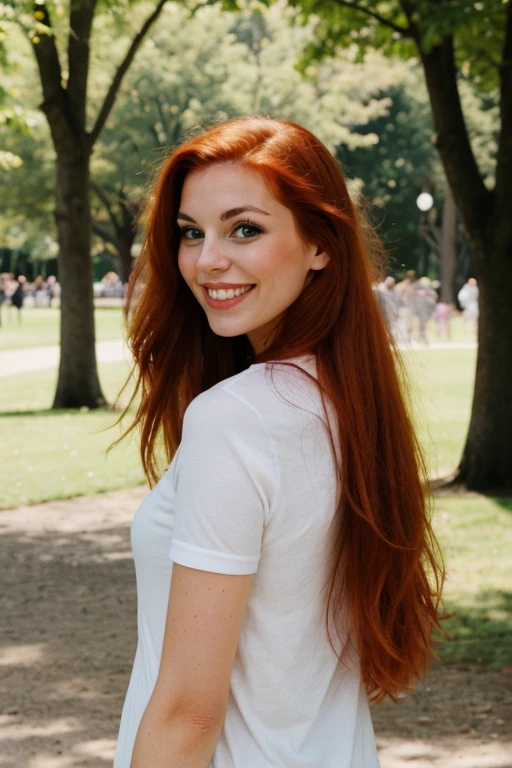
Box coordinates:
[416,193,434,277]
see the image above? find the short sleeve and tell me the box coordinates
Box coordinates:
[169,387,279,575]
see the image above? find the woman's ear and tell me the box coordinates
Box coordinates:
[310,245,330,271]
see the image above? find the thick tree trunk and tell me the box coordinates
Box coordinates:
[414,27,512,491]
[439,188,457,304]
[52,150,106,408]
[457,232,512,491]
[30,0,167,409]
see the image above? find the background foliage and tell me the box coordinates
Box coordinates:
[1,0,498,279]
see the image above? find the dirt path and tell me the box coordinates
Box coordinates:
[1,488,510,768]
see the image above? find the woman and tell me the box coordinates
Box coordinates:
[114,116,444,767]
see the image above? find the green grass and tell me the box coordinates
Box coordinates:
[0,346,475,509]
[0,308,475,354]
[0,361,145,509]
[404,347,477,476]
[0,306,125,351]
[435,495,512,669]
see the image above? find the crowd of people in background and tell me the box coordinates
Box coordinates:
[0,273,61,322]
[1,268,479,343]
[375,270,479,345]
[92,271,125,299]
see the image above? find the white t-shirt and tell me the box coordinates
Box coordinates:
[114,355,380,767]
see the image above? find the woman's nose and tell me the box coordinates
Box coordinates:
[196,236,231,272]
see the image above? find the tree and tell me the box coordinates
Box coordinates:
[2,1,431,290]
[335,64,446,275]
[0,27,56,261]
[290,0,511,492]
[88,0,406,279]
[336,64,497,298]
[3,0,168,407]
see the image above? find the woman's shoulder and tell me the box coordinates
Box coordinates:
[186,354,322,432]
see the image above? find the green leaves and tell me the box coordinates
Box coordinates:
[294,0,507,91]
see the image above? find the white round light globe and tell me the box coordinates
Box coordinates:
[416,192,434,212]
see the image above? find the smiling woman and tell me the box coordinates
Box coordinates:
[113,117,444,768]
[176,163,329,353]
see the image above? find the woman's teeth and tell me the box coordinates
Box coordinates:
[207,285,253,300]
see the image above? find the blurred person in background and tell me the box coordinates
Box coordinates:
[395,269,417,344]
[46,275,60,306]
[413,277,437,345]
[9,275,26,324]
[458,277,479,333]
[101,271,124,298]
[375,275,400,339]
[33,275,51,307]
[113,117,444,768]
[0,274,6,326]
[432,301,453,341]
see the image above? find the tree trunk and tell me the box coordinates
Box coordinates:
[414,29,512,491]
[52,149,107,408]
[116,198,138,284]
[115,236,135,285]
[440,188,457,304]
[457,232,512,491]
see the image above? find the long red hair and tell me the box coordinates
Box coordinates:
[120,116,444,702]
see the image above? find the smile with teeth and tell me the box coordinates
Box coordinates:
[207,285,254,300]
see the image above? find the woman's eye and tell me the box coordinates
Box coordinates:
[232,222,262,239]
[180,227,203,240]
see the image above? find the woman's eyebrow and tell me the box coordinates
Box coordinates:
[176,212,196,223]
[220,206,270,220]
[176,205,270,223]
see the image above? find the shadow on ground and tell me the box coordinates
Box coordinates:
[0,490,143,767]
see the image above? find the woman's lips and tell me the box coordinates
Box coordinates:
[202,285,255,310]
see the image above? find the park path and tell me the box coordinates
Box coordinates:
[1,487,510,768]
[0,339,477,378]
[0,339,129,377]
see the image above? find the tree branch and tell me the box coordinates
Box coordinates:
[30,2,72,146]
[330,0,411,37]
[154,94,170,143]
[67,0,97,133]
[420,224,441,252]
[88,0,168,148]
[92,222,117,248]
[91,181,120,232]
[149,123,161,148]
[495,0,512,212]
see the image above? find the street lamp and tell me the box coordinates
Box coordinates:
[416,192,434,213]
[416,193,434,276]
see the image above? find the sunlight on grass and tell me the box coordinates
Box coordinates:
[434,495,512,668]
[0,361,145,509]
[404,347,477,477]
[0,344,478,508]
[0,306,125,352]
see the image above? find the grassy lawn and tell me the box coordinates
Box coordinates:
[0,339,510,669]
[1,347,475,509]
[434,495,512,669]
[0,361,145,509]
[0,306,125,351]
[0,307,476,354]
[404,346,477,478]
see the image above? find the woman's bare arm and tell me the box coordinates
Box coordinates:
[130,563,255,767]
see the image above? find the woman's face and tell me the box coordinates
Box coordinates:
[177,162,329,354]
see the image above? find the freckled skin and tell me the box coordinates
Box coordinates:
[177,162,329,354]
